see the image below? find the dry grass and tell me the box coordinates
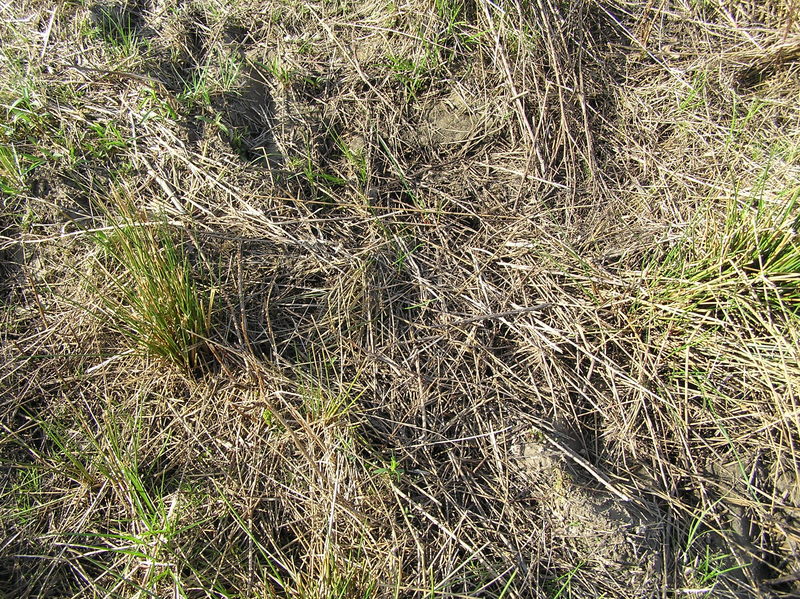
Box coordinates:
[2,0,799,597]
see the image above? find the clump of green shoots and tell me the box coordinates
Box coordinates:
[645,190,800,323]
[92,198,213,370]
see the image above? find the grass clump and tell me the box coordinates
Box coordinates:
[647,192,800,321]
[91,199,213,370]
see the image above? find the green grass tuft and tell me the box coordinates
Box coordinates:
[91,199,214,370]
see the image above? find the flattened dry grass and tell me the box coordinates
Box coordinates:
[2,0,800,597]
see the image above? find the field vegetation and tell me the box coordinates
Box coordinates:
[1,0,799,597]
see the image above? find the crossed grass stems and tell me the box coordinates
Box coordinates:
[73,177,800,597]
[2,0,800,597]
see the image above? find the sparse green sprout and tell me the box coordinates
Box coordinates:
[87,121,129,157]
[387,54,430,99]
[0,89,52,193]
[0,145,43,195]
[2,92,46,133]
[296,73,325,90]
[260,56,295,85]
[432,0,482,53]
[372,455,404,481]
[177,68,213,109]
[393,238,422,271]
[679,71,708,112]
[683,504,750,591]
[137,86,179,121]
[175,52,242,109]
[217,51,244,92]
[434,0,465,33]
[197,112,230,135]
[300,381,357,422]
[89,3,141,52]
[548,562,584,599]
[297,39,315,55]
[334,133,368,184]
[287,153,346,193]
[9,466,42,525]
[691,547,748,587]
[305,164,346,188]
